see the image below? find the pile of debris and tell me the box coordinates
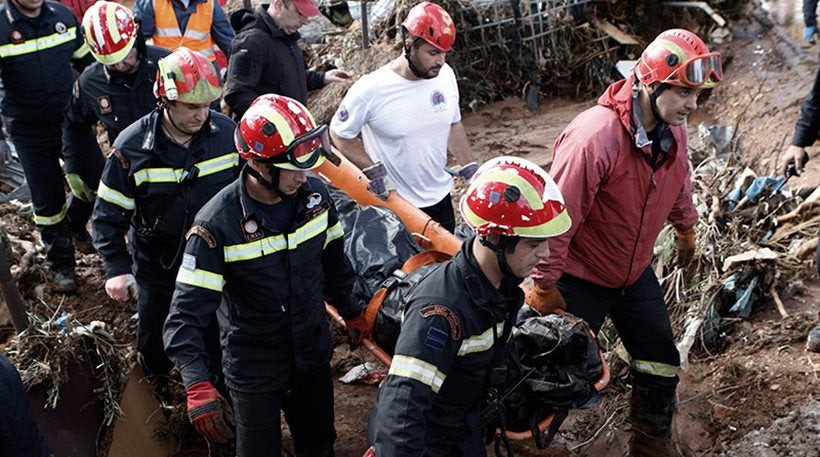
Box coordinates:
[651,124,818,369]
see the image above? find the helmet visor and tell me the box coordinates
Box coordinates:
[678,53,722,87]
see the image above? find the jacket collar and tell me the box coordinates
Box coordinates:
[140,108,221,152]
[5,0,55,24]
[237,165,313,233]
[454,237,523,319]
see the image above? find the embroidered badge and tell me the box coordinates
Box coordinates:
[10,29,24,44]
[242,217,264,242]
[419,304,462,340]
[337,106,349,122]
[55,22,67,34]
[424,327,449,352]
[305,201,328,220]
[181,253,196,270]
[306,192,322,209]
[186,225,216,248]
[97,96,113,114]
[430,90,447,113]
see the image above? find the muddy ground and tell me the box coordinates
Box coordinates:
[1,1,819,457]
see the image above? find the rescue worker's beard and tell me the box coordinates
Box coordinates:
[246,164,299,200]
[404,44,438,80]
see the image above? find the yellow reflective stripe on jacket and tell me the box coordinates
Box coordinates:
[457,321,504,356]
[176,267,224,292]
[0,27,79,58]
[97,182,135,211]
[323,221,343,248]
[631,359,678,378]
[72,42,89,58]
[287,211,328,249]
[33,204,67,226]
[224,234,288,262]
[197,153,239,177]
[389,354,446,394]
[224,211,333,263]
[133,153,238,186]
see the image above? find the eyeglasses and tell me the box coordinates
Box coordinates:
[672,53,723,88]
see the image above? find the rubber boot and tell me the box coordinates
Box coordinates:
[628,374,681,457]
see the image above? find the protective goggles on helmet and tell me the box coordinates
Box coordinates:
[237,124,341,169]
[670,53,722,87]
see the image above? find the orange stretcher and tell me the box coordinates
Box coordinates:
[319,151,610,444]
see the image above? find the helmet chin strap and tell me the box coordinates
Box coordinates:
[479,235,522,280]
[246,164,297,200]
[648,83,669,125]
[402,28,434,80]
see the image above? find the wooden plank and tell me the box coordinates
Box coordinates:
[106,365,176,457]
[590,18,640,46]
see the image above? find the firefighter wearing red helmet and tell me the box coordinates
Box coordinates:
[529,29,722,456]
[331,1,476,233]
[63,2,171,256]
[93,48,240,392]
[367,157,569,456]
[164,94,366,454]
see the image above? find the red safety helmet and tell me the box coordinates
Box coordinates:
[235,94,336,170]
[82,1,138,66]
[402,1,456,52]
[154,48,222,104]
[460,157,571,238]
[635,29,722,90]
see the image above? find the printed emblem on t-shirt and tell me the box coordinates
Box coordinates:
[337,106,349,122]
[55,22,67,34]
[430,90,447,113]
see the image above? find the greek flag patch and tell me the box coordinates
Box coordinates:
[425,327,449,352]
[181,254,196,270]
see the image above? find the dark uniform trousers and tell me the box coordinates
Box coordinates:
[0,1,92,271]
[558,265,680,389]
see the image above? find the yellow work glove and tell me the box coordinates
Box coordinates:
[674,227,696,268]
[66,173,95,202]
[524,284,567,315]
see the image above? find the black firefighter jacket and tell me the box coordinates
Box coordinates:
[92,110,240,289]
[370,237,524,457]
[163,169,358,393]
[62,44,170,173]
[0,0,91,135]
[223,4,324,118]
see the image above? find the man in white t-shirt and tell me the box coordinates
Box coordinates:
[330,1,475,232]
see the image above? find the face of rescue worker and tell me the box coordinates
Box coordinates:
[506,238,550,278]
[653,84,701,126]
[277,168,307,195]
[272,0,309,35]
[11,0,44,16]
[166,101,210,135]
[106,48,140,75]
[408,40,447,79]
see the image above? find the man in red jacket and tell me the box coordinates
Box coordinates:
[527,29,722,456]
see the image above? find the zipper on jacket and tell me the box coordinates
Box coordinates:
[622,170,656,288]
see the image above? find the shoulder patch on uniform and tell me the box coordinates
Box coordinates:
[108,148,130,170]
[186,225,216,248]
[424,327,448,352]
[419,304,461,340]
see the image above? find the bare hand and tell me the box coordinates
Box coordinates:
[780,145,810,177]
[324,69,352,85]
[105,274,137,301]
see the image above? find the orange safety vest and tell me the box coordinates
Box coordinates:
[152,0,217,61]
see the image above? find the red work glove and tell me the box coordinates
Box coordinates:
[674,228,696,268]
[524,284,567,315]
[363,446,376,457]
[186,380,234,443]
[346,313,371,347]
